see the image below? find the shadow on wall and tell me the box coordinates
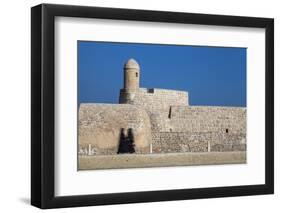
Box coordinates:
[117,128,135,154]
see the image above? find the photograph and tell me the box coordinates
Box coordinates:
[30,3,274,209]
[77,41,247,170]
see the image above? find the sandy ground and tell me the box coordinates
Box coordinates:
[78,151,246,170]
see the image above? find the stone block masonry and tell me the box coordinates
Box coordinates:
[169,106,246,134]
[119,88,188,110]
[151,132,246,153]
[148,105,246,134]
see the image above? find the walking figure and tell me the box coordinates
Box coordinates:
[117,128,135,154]
[127,128,135,153]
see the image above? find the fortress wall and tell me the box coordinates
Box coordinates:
[79,99,246,155]
[147,106,246,133]
[150,105,246,153]
[79,103,152,155]
[168,106,246,134]
[149,109,171,131]
[119,88,189,110]
[152,132,246,153]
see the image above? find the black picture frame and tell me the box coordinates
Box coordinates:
[31,3,274,209]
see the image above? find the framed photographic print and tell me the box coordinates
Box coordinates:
[31,3,274,209]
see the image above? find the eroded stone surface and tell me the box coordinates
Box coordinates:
[79,104,152,155]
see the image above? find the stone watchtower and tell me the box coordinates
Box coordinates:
[119,58,141,103]
[124,58,140,90]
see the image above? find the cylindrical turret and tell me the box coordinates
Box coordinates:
[124,58,140,90]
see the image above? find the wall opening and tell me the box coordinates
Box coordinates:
[168,106,172,119]
[148,88,154,93]
[226,128,229,133]
[136,72,138,77]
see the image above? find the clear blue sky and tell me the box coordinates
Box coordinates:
[78,41,246,107]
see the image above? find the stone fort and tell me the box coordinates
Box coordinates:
[79,59,246,155]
